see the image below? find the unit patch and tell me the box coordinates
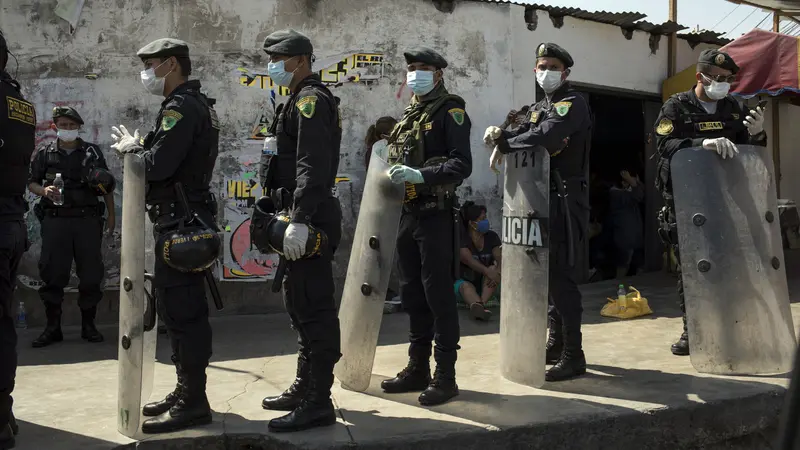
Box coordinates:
[297,96,317,119]
[7,97,35,126]
[448,108,465,126]
[656,118,674,136]
[554,101,572,117]
[161,110,183,131]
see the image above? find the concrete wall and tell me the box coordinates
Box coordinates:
[0,0,713,325]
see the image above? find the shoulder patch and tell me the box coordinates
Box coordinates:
[554,101,572,117]
[6,96,36,126]
[656,118,674,136]
[530,111,540,123]
[161,110,184,132]
[448,108,465,126]
[296,96,317,119]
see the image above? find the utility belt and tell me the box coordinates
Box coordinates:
[657,205,679,246]
[549,175,586,194]
[402,190,456,216]
[39,203,103,218]
[147,192,218,226]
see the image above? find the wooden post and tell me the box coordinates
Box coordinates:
[667,0,678,76]
[773,13,782,197]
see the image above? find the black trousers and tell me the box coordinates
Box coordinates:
[283,198,343,368]
[38,215,104,310]
[396,209,459,366]
[548,192,584,329]
[0,220,28,429]
[659,205,686,334]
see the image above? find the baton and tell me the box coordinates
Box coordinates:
[272,256,287,293]
[552,169,575,268]
[174,182,224,311]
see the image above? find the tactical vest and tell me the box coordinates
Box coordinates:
[0,77,35,198]
[145,90,220,204]
[40,142,100,208]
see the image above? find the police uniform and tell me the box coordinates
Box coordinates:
[0,31,34,445]
[653,49,767,356]
[258,29,344,433]
[28,107,108,348]
[380,47,472,406]
[123,38,220,434]
[494,43,592,382]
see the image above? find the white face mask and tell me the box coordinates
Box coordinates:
[56,129,79,142]
[702,74,731,100]
[536,69,564,94]
[140,60,171,96]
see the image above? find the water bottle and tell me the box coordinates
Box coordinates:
[263,135,277,159]
[617,284,627,311]
[53,173,64,206]
[16,301,27,329]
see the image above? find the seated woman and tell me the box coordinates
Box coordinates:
[455,202,502,321]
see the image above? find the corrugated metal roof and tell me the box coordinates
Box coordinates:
[678,30,733,47]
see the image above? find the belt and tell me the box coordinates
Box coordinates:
[402,194,454,215]
[44,206,99,218]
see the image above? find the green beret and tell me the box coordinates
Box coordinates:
[403,46,448,69]
[137,38,190,60]
[535,43,574,68]
[52,106,83,125]
[263,29,314,56]
[698,49,739,74]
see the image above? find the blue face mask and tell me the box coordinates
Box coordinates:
[407,70,435,96]
[268,59,296,87]
[476,219,490,234]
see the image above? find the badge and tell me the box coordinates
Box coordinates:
[554,101,572,117]
[530,111,540,123]
[538,44,546,57]
[715,53,725,65]
[160,110,183,131]
[448,108,465,126]
[423,122,433,131]
[296,95,317,119]
[656,118,674,136]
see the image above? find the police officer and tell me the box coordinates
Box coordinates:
[0,28,33,449]
[110,38,220,434]
[379,47,472,406]
[256,29,342,433]
[653,49,766,356]
[27,106,114,348]
[485,43,592,382]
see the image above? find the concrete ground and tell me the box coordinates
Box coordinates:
[10,269,800,450]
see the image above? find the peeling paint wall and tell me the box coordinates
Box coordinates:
[0,0,713,305]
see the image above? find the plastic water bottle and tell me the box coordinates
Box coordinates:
[617,284,627,310]
[16,301,27,329]
[53,173,64,206]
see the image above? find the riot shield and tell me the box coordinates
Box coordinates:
[334,155,405,392]
[117,153,158,438]
[671,145,796,375]
[500,148,549,388]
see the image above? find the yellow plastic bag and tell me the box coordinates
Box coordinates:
[600,286,654,319]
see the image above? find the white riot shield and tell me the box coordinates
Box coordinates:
[334,155,405,392]
[117,153,158,437]
[500,148,550,388]
[671,145,796,375]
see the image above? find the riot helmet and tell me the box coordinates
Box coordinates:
[87,167,116,195]
[157,226,221,273]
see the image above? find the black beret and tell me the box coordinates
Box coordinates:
[52,106,84,125]
[698,49,739,74]
[137,38,190,60]
[403,47,448,69]
[263,29,314,56]
[535,42,574,68]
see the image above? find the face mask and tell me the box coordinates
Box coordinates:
[536,70,564,94]
[407,70,435,96]
[702,75,730,100]
[475,219,490,234]
[140,60,170,96]
[57,129,79,142]
[268,59,298,88]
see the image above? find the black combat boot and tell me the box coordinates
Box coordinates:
[141,371,212,434]
[143,356,184,417]
[262,351,309,411]
[380,358,432,393]
[671,317,690,356]
[32,304,63,348]
[0,424,14,450]
[545,324,586,382]
[545,315,563,364]
[80,307,104,343]
[418,363,459,406]
[268,358,337,433]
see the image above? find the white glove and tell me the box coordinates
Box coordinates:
[744,106,765,135]
[703,137,738,160]
[483,126,502,147]
[110,125,141,154]
[489,146,504,173]
[283,223,309,261]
